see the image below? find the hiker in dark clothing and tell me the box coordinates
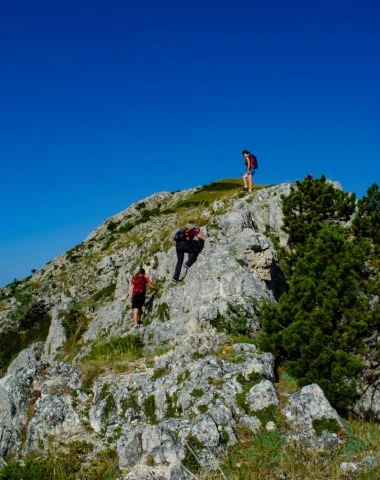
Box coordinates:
[242,150,258,192]
[172,227,207,283]
[130,268,160,328]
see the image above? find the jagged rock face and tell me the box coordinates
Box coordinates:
[0,181,362,477]
[0,361,91,461]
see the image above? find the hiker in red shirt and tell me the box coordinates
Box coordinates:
[130,268,160,328]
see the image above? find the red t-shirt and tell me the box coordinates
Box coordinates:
[132,276,151,296]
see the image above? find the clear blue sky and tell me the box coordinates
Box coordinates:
[1,0,379,287]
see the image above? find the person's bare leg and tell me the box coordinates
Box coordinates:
[242,173,248,188]
[138,309,142,324]
[133,308,139,326]
[248,173,252,191]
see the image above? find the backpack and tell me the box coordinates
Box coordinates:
[174,226,196,242]
[249,154,258,169]
[132,275,147,295]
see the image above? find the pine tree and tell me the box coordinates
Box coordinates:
[352,183,380,245]
[259,227,370,410]
[281,175,356,246]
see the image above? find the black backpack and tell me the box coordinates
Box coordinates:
[174,226,197,242]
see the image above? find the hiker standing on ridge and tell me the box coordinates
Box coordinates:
[130,268,160,328]
[172,226,207,283]
[242,150,258,192]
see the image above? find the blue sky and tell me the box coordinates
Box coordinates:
[1,0,379,287]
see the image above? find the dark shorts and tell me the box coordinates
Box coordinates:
[132,294,145,310]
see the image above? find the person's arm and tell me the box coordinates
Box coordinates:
[130,280,134,304]
[147,282,160,291]
[196,232,207,241]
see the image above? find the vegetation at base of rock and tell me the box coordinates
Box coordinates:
[143,394,158,424]
[235,374,265,413]
[0,287,51,376]
[210,301,260,335]
[87,283,116,304]
[207,417,380,480]
[59,307,89,339]
[83,335,143,363]
[0,444,118,480]
[165,391,183,418]
[252,404,278,425]
[152,367,169,381]
[58,306,90,361]
[312,417,341,436]
[120,392,140,414]
[182,433,204,474]
[177,369,191,384]
[190,388,204,398]
[157,302,170,321]
[103,393,116,420]
[220,428,230,445]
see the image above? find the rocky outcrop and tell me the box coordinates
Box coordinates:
[1,180,374,477]
[284,384,344,449]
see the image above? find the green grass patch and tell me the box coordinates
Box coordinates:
[312,417,341,437]
[235,373,265,413]
[190,388,204,398]
[157,302,170,321]
[165,391,183,418]
[182,434,204,474]
[88,283,116,304]
[206,415,380,480]
[152,368,169,381]
[144,395,158,424]
[177,369,191,384]
[0,443,118,480]
[82,335,143,365]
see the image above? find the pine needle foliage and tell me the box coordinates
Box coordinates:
[352,183,380,245]
[259,227,371,410]
[281,174,356,246]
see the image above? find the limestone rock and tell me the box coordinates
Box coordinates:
[246,380,279,413]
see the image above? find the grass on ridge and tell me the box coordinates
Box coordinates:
[79,335,143,375]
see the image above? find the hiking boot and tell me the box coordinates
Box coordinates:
[133,324,140,330]
[172,278,180,284]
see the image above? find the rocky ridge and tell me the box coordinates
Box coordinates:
[0,179,377,478]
